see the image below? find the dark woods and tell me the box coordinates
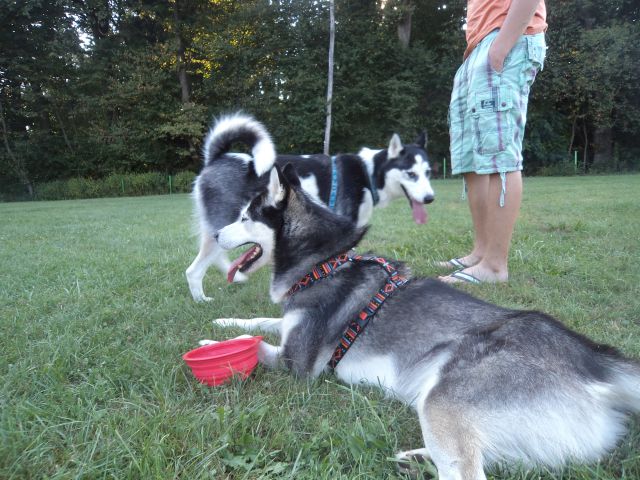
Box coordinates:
[1,0,639,198]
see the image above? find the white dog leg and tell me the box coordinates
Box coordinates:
[198,334,253,346]
[202,332,282,368]
[257,341,282,368]
[214,317,283,333]
[186,233,224,302]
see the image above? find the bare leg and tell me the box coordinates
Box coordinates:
[461,172,490,266]
[441,171,521,283]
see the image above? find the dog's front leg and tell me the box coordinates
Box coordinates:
[214,317,283,334]
[213,317,285,369]
[198,334,282,369]
[256,341,282,368]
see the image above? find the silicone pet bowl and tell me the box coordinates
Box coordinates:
[182,336,263,386]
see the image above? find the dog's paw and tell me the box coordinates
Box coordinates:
[198,335,251,347]
[393,450,435,479]
[192,293,213,302]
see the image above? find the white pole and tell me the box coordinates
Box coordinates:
[323,0,335,156]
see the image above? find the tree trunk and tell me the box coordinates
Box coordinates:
[592,126,613,172]
[172,2,198,163]
[323,0,335,156]
[397,0,414,48]
[0,99,33,197]
[176,34,191,104]
[54,107,75,155]
[567,115,577,157]
[582,120,588,174]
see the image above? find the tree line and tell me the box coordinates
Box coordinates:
[1,0,639,198]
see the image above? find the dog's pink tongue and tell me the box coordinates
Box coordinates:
[411,199,428,224]
[227,247,255,283]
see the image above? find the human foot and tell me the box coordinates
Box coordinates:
[435,254,480,270]
[438,263,508,284]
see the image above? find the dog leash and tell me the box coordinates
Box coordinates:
[365,170,380,205]
[286,253,409,370]
[328,155,379,209]
[328,156,338,210]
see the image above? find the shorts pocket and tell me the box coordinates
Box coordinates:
[526,36,546,70]
[471,86,513,156]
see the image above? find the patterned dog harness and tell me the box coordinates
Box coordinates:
[286,253,409,369]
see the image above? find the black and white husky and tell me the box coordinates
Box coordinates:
[186,113,434,302]
[279,132,434,228]
[208,165,640,480]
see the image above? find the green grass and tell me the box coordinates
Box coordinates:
[1,175,639,479]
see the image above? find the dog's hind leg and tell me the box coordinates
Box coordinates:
[394,448,433,478]
[186,232,245,302]
[416,399,487,480]
[214,317,283,334]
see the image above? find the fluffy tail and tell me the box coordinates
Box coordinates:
[202,113,276,176]
[611,360,640,411]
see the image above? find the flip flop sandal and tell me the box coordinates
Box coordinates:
[436,258,470,270]
[447,270,481,284]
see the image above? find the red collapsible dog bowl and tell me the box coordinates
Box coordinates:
[182,336,263,386]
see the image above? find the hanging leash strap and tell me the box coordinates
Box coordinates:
[328,156,338,210]
[365,171,380,206]
[286,253,409,370]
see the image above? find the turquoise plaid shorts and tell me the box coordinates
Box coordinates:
[449,30,546,175]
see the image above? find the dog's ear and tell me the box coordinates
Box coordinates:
[282,163,301,188]
[388,133,403,158]
[414,131,428,150]
[267,166,287,206]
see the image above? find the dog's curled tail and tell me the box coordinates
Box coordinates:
[202,113,276,176]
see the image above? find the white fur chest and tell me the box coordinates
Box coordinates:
[334,350,399,393]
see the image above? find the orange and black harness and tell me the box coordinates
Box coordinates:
[286,252,409,370]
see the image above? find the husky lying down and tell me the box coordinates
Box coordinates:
[209,165,640,480]
[186,113,434,302]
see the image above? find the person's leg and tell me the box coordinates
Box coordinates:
[441,171,521,283]
[481,171,522,276]
[457,172,490,267]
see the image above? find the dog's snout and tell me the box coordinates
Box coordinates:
[214,232,220,241]
[423,195,435,204]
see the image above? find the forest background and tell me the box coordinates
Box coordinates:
[1,0,639,200]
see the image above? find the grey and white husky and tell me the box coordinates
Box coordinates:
[209,165,640,480]
[186,113,434,302]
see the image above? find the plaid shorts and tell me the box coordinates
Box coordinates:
[449,30,546,175]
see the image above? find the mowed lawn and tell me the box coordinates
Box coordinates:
[1,175,639,479]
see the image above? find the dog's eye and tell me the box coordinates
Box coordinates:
[407,172,418,180]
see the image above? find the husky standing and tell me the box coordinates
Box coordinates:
[186,114,435,302]
[209,164,640,480]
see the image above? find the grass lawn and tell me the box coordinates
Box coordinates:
[1,174,639,479]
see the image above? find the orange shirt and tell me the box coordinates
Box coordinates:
[464,0,547,59]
